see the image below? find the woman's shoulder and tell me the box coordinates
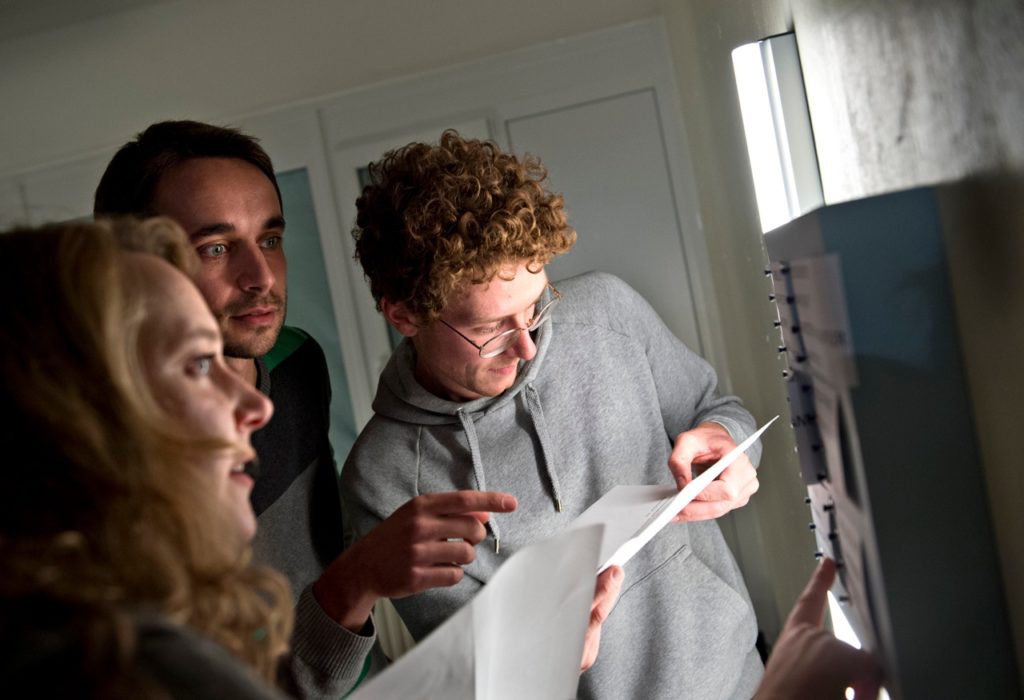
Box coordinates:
[134,617,285,700]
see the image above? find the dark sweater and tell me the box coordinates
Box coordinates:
[251,327,377,699]
[252,326,345,587]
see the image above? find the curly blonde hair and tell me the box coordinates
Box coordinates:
[353,130,577,320]
[0,219,292,694]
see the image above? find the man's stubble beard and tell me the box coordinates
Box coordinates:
[221,291,287,359]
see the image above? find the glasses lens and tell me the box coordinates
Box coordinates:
[477,289,560,358]
[479,329,519,358]
[530,300,556,328]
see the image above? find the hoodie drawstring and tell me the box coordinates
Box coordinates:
[457,409,501,553]
[456,385,564,555]
[524,384,564,513]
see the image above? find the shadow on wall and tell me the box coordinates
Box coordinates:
[936,171,1024,684]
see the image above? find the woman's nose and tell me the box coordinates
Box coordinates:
[233,372,273,432]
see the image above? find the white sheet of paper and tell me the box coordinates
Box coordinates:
[570,416,779,572]
[349,524,604,700]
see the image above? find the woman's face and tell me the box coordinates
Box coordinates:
[128,252,272,543]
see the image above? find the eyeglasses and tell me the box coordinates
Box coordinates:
[440,283,562,358]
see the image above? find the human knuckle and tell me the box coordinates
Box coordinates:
[407,519,432,542]
[408,542,430,565]
[408,496,430,516]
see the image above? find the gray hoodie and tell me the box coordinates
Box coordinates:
[341,271,763,699]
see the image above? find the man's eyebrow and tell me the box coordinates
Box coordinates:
[189,215,286,241]
[472,287,547,325]
[190,222,234,240]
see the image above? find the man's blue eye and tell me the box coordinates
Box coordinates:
[200,243,228,258]
[261,236,282,250]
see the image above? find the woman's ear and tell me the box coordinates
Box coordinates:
[381,299,420,337]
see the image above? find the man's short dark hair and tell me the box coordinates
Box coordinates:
[93,120,282,218]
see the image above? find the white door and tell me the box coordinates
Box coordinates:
[505,88,704,354]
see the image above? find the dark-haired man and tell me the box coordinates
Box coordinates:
[95,121,519,697]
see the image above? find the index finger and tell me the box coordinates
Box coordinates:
[785,557,837,628]
[418,490,518,516]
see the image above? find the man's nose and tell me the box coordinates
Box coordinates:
[235,244,275,294]
[510,328,537,361]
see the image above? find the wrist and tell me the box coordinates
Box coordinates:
[313,546,379,633]
[696,420,731,438]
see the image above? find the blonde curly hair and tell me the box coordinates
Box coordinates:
[353,130,577,320]
[0,218,292,694]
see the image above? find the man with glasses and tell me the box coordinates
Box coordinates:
[342,130,764,699]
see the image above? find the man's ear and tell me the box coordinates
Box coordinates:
[381,299,420,337]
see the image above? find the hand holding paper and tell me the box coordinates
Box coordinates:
[349,525,606,700]
[570,416,778,573]
[580,565,624,673]
[669,421,761,521]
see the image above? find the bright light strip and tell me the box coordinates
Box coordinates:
[732,42,791,233]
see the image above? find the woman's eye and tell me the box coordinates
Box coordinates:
[188,355,214,377]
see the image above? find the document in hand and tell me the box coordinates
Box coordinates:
[569,416,779,573]
[348,524,605,700]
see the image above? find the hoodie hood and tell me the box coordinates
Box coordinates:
[371,316,563,551]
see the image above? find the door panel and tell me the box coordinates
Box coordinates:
[277,167,358,464]
[506,89,704,353]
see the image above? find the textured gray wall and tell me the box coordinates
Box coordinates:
[663,0,1024,682]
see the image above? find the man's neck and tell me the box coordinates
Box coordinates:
[226,355,259,386]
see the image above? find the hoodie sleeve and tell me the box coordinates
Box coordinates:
[276,586,378,699]
[588,273,761,465]
[340,419,489,641]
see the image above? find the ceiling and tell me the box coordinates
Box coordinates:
[0,0,174,43]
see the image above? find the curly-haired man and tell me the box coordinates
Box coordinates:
[342,131,765,699]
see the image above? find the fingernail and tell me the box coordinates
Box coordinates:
[611,567,623,582]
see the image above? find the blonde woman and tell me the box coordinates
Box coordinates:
[0,218,292,698]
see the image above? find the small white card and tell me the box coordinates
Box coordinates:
[569,416,779,572]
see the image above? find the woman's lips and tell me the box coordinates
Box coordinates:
[229,470,255,489]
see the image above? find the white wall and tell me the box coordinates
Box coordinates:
[0,0,657,174]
